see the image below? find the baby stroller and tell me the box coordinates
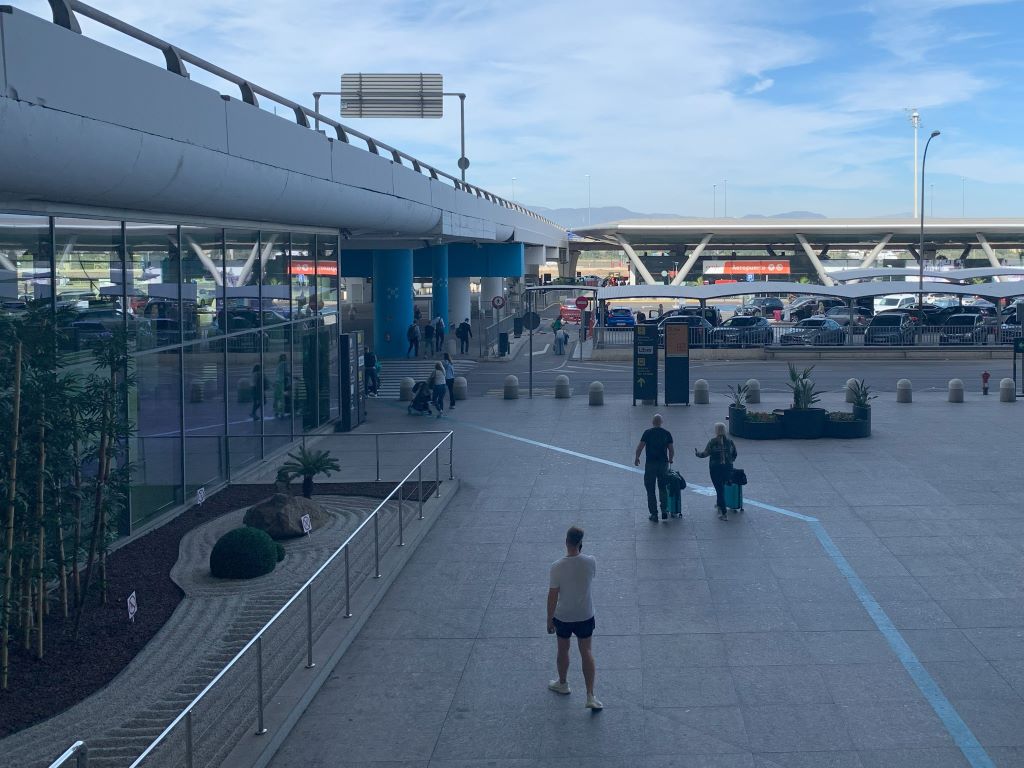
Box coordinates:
[407,381,433,416]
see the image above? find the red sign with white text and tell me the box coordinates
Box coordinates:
[289,260,338,276]
[722,260,790,275]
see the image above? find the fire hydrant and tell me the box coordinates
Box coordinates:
[982,370,991,396]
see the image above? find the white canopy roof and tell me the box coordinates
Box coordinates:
[596,282,1024,303]
[830,267,1024,283]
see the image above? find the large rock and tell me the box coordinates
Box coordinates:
[243,494,329,539]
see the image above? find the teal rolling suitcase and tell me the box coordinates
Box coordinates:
[665,470,686,517]
[723,481,744,513]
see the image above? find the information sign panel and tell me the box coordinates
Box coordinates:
[633,325,658,405]
[664,323,690,405]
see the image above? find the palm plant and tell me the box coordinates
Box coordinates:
[727,383,749,409]
[849,379,876,408]
[280,446,341,498]
[786,363,822,410]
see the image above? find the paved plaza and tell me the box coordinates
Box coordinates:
[267,379,1024,768]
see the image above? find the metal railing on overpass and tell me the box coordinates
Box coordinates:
[49,430,454,768]
[41,0,560,232]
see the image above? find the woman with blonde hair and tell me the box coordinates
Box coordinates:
[695,422,737,521]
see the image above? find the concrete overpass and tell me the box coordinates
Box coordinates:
[0,2,565,355]
[571,218,1024,289]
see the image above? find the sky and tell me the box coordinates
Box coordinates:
[19,0,1024,218]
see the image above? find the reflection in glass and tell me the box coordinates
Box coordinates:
[127,222,180,351]
[130,349,182,523]
[0,213,51,314]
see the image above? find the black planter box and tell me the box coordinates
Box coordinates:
[825,418,871,439]
[781,407,827,439]
[852,404,871,424]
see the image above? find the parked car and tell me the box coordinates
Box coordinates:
[649,305,723,327]
[604,307,635,327]
[735,297,784,317]
[999,315,1022,342]
[873,294,916,313]
[64,320,112,350]
[825,305,872,330]
[559,302,582,323]
[864,313,915,346]
[939,314,988,345]
[710,316,773,347]
[787,297,846,321]
[936,304,1000,326]
[877,304,944,326]
[780,317,846,346]
[658,316,714,348]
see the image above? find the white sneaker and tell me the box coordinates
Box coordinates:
[585,694,604,710]
[548,680,570,695]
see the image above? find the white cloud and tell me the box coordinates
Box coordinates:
[747,78,775,94]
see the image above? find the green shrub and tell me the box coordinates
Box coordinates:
[275,542,286,562]
[209,527,278,579]
[746,410,779,423]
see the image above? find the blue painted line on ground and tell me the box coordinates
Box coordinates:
[450,417,994,767]
[808,521,995,768]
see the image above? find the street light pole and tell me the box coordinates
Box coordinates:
[908,109,921,217]
[713,184,717,218]
[586,174,591,225]
[723,179,728,218]
[919,130,941,310]
[512,177,516,203]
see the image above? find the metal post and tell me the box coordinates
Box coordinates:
[343,548,352,618]
[255,638,267,734]
[76,743,89,768]
[448,433,454,479]
[919,131,941,313]
[185,711,194,768]
[375,434,380,480]
[459,94,466,183]
[435,449,441,497]
[373,514,381,578]
[528,289,534,398]
[398,482,405,546]
[314,92,320,132]
[305,586,315,669]
[418,466,424,520]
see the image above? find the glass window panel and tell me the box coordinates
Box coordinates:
[180,226,223,342]
[223,229,261,333]
[130,349,182,525]
[0,213,51,313]
[127,222,180,351]
[315,233,339,318]
[291,234,315,318]
[183,343,225,437]
[265,325,293,435]
[227,331,267,434]
[260,231,290,318]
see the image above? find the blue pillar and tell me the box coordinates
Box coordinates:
[428,246,449,326]
[372,249,413,359]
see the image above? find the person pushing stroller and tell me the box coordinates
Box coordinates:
[407,381,434,416]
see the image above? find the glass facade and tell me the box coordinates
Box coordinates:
[0,212,345,530]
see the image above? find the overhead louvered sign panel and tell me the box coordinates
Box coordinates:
[340,73,443,118]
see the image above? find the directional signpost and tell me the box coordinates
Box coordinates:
[633,324,658,405]
[664,323,690,405]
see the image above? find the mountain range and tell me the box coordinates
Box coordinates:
[530,206,827,229]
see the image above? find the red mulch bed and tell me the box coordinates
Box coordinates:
[0,481,432,738]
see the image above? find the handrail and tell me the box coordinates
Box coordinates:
[41,1,561,232]
[48,741,88,768]
[126,430,454,767]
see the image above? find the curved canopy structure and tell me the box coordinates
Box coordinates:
[596,282,1024,303]
[830,267,1024,283]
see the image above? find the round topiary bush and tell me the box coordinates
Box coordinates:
[275,542,286,562]
[210,527,279,579]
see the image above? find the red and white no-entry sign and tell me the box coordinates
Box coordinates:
[575,296,589,310]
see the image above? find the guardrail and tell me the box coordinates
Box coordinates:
[596,323,1023,349]
[40,1,561,231]
[47,741,87,768]
[52,429,454,768]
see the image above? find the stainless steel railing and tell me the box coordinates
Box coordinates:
[47,741,88,768]
[50,429,454,768]
[40,0,560,230]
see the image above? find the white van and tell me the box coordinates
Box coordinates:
[873,294,915,313]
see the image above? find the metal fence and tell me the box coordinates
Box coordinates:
[50,431,454,768]
[596,323,1022,349]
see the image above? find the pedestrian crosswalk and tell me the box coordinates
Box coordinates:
[376,358,477,398]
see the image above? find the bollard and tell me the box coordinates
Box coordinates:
[237,379,252,404]
[399,377,415,402]
[1000,378,1016,402]
[693,379,710,405]
[554,374,571,399]
[453,376,468,401]
[982,370,991,396]
[588,381,604,406]
[845,378,858,404]
[896,379,912,403]
[503,375,519,400]
[948,379,964,403]
[745,379,761,404]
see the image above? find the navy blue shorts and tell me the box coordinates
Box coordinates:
[552,616,595,639]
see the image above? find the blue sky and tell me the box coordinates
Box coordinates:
[19,0,1024,217]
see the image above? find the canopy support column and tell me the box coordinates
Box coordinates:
[671,234,712,285]
[615,235,658,286]
[859,234,893,269]
[796,234,835,286]
[976,234,1002,282]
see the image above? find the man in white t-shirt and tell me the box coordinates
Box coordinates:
[547,526,602,710]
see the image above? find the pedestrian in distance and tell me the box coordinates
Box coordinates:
[250,364,267,421]
[547,526,602,710]
[406,322,420,358]
[695,422,737,521]
[363,347,378,396]
[414,304,422,322]
[434,316,446,353]
[554,328,565,355]
[273,353,290,418]
[423,320,435,355]
[635,414,674,521]
[456,318,472,354]
[442,352,456,409]
[429,362,447,417]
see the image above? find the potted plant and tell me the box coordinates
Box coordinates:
[825,411,871,438]
[732,409,784,439]
[782,363,827,438]
[279,446,341,498]
[849,379,876,424]
[727,382,749,425]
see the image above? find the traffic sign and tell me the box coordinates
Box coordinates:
[491,295,506,309]
[301,514,312,535]
[746,274,755,282]
[522,311,541,331]
[127,591,137,623]
[196,487,206,505]
[575,296,589,310]
[1015,338,1024,354]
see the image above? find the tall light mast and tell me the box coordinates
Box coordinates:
[907,108,921,218]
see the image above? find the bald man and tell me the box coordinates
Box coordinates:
[635,414,674,521]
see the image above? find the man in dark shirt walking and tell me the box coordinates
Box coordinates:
[634,414,675,521]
